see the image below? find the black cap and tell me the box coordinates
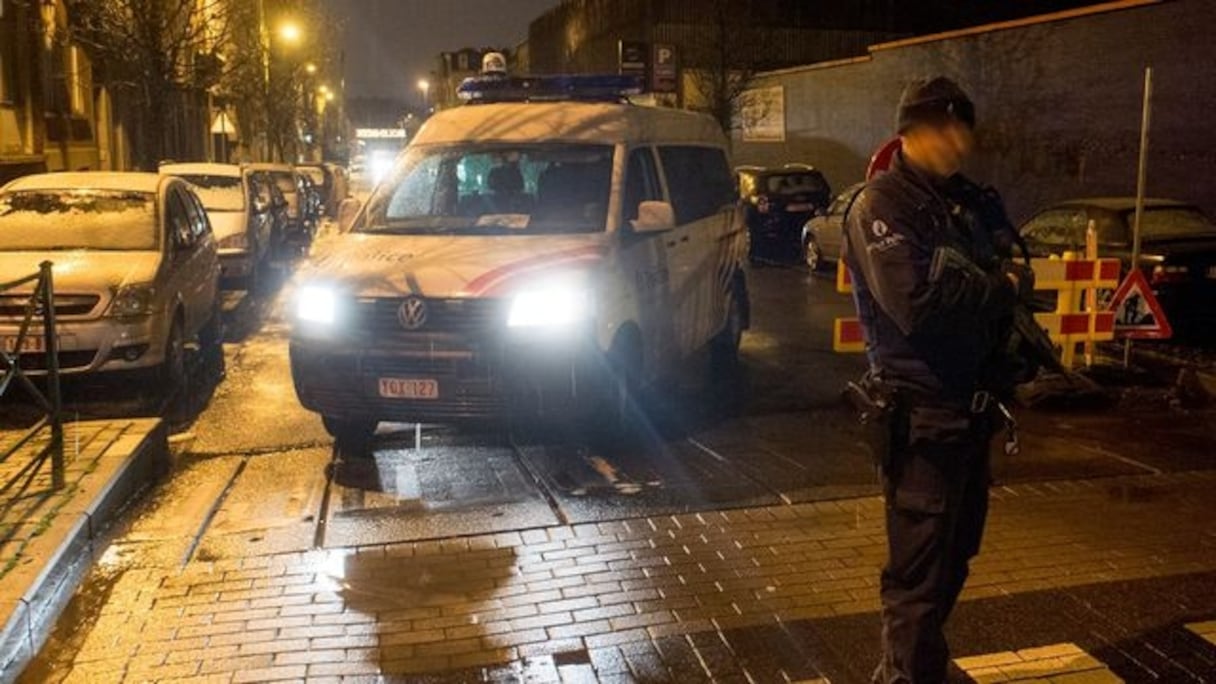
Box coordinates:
[897,77,976,133]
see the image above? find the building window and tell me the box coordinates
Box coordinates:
[0,0,14,105]
[68,45,88,116]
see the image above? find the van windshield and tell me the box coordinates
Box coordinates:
[361,143,614,235]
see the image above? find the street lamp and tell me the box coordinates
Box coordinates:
[417,78,430,109]
[279,21,302,44]
[304,62,318,75]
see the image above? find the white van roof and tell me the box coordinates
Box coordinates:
[413,102,727,147]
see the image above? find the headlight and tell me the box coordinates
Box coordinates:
[508,287,592,328]
[110,285,156,318]
[296,285,336,325]
[217,232,250,250]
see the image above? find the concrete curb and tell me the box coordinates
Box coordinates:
[0,419,166,683]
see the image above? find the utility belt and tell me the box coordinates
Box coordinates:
[845,376,1020,475]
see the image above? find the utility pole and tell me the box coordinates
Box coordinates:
[1123,66,1153,368]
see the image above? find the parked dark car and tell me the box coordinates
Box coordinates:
[802,182,864,271]
[738,164,832,264]
[1019,198,1216,335]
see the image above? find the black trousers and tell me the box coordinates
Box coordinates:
[876,407,992,683]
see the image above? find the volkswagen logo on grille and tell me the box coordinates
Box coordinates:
[397,297,428,330]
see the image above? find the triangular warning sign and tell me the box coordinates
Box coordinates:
[1108,269,1173,340]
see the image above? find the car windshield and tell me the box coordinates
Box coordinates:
[177,174,245,212]
[766,173,827,196]
[361,143,614,235]
[1128,207,1216,239]
[0,189,158,252]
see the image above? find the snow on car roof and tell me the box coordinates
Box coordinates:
[413,102,726,147]
[3,172,165,194]
[161,162,242,177]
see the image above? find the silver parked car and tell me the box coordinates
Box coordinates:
[802,182,864,271]
[0,172,222,395]
[161,162,274,292]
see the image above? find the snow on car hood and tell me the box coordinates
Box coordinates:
[299,233,608,298]
[0,250,161,293]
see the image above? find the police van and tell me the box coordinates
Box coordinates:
[289,75,749,443]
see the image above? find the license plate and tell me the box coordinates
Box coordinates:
[786,203,814,213]
[1,335,47,354]
[378,378,439,400]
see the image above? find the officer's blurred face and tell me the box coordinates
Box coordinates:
[902,119,975,178]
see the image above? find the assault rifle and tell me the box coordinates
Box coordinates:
[929,246,1065,377]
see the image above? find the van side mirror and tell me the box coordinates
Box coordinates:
[631,201,675,233]
[337,197,363,233]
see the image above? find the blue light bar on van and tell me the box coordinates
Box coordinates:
[457,74,645,103]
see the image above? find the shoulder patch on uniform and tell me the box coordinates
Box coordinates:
[866,218,906,254]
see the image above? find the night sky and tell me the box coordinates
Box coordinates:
[326,0,560,100]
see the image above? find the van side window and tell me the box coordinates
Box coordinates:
[658,146,735,225]
[622,147,661,224]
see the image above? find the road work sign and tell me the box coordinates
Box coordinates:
[1109,269,1173,339]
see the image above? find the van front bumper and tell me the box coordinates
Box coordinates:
[289,333,604,423]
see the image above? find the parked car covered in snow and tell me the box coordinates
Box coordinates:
[0,172,222,395]
[160,162,275,292]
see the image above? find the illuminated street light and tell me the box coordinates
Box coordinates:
[279,21,302,44]
[304,62,318,75]
[417,78,430,98]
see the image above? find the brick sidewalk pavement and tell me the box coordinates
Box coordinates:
[32,469,1216,683]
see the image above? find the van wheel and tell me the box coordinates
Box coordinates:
[710,290,744,374]
[323,416,377,457]
[585,334,642,440]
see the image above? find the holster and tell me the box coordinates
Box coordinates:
[845,376,900,474]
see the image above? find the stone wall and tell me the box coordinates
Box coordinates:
[732,0,1216,222]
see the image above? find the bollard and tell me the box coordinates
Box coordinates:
[40,261,65,490]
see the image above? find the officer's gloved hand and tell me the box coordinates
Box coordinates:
[1001,260,1036,301]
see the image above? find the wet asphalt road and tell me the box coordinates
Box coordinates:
[9,259,1203,570]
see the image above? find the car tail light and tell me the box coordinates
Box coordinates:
[1151,264,1188,285]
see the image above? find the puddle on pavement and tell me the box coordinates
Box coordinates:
[17,564,126,684]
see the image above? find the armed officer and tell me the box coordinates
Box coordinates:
[844,78,1035,683]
